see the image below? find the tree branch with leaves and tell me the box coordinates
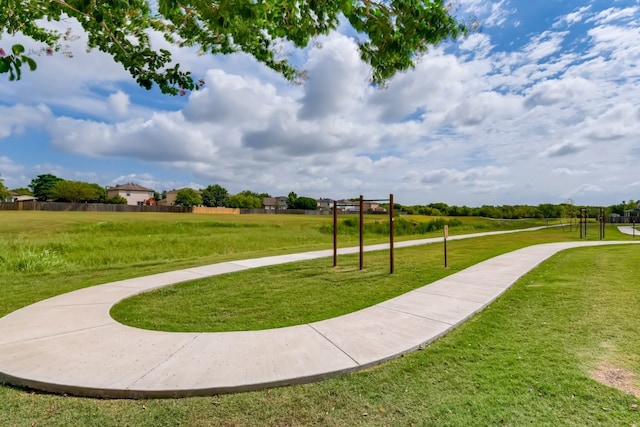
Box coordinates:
[1,0,465,94]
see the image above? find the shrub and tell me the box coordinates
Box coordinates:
[5,248,67,273]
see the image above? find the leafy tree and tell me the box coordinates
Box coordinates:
[428,202,450,215]
[50,180,101,203]
[287,191,298,209]
[174,188,202,207]
[227,191,263,209]
[0,176,9,201]
[610,202,625,216]
[29,174,63,201]
[87,183,108,203]
[201,184,229,207]
[293,196,317,210]
[1,0,465,93]
[107,195,127,205]
[9,187,33,196]
[538,203,561,225]
[561,199,577,231]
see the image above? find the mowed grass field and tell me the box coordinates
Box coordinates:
[1,211,639,426]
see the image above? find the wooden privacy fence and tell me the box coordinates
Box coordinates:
[192,206,240,215]
[0,202,325,215]
[239,208,329,215]
[0,201,191,213]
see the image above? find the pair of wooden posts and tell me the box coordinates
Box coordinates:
[330,194,449,273]
[579,207,606,240]
[332,194,394,273]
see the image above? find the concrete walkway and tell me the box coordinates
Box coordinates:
[618,225,638,236]
[0,228,637,398]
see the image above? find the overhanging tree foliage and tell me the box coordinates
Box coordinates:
[1,0,465,93]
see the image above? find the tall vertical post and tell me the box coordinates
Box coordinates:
[389,193,394,274]
[579,210,583,239]
[359,195,364,270]
[333,200,338,267]
[444,225,448,268]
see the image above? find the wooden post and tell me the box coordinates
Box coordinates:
[359,195,364,270]
[444,225,448,268]
[389,193,394,274]
[333,200,338,267]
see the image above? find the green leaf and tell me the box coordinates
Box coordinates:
[23,56,37,71]
[11,44,25,55]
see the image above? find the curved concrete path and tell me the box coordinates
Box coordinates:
[618,225,638,236]
[0,228,637,398]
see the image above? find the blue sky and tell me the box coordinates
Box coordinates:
[1,0,640,206]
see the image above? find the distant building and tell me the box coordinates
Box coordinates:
[106,183,155,206]
[317,198,334,210]
[263,196,289,210]
[158,188,202,206]
[336,199,358,213]
[6,192,37,203]
[624,202,640,221]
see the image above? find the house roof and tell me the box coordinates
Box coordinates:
[166,187,202,194]
[109,182,154,192]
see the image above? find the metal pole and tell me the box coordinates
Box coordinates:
[389,193,394,274]
[359,195,364,270]
[333,200,338,267]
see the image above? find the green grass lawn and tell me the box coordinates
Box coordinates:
[111,228,579,332]
[1,212,638,426]
[0,211,550,317]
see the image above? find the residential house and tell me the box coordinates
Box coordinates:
[159,188,202,206]
[362,201,380,212]
[336,199,359,213]
[6,192,37,203]
[106,183,155,206]
[263,196,288,210]
[624,200,640,222]
[317,198,334,211]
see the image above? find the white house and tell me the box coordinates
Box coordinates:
[106,183,155,206]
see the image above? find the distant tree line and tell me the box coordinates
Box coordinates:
[4,174,638,218]
[395,200,638,219]
[172,187,320,209]
[3,174,129,204]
